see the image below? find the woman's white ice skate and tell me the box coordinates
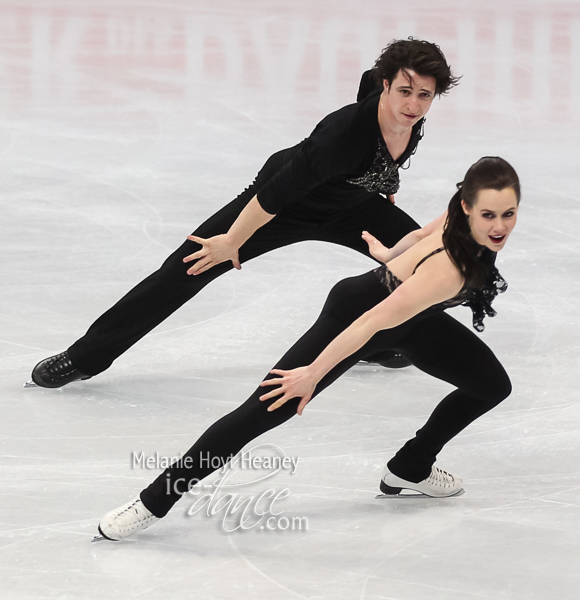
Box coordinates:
[93,497,159,541]
[377,465,464,498]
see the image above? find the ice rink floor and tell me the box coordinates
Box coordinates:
[1,1,580,598]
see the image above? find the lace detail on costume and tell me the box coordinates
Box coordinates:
[411,245,508,331]
[427,265,508,331]
[461,265,508,332]
[373,264,402,294]
[346,138,400,195]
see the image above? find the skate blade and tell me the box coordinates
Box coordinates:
[24,380,38,388]
[92,525,120,543]
[375,488,465,499]
[91,534,118,543]
[375,491,430,499]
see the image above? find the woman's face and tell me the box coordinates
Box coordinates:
[382,69,436,128]
[462,188,519,252]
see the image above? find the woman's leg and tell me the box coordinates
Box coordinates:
[382,312,512,482]
[314,193,421,368]
[140,271,391,517]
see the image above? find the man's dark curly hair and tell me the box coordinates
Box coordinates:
[374,38,460,96]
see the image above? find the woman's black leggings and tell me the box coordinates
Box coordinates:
[67,145,419,375]
[141,270,511,518]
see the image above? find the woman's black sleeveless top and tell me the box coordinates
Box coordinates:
[373,247,507,332]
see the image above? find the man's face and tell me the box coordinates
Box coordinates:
[383,69,436,128]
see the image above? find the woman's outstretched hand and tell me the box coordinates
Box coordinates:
[259,367,317,416]
[183,234,241,275]
[362,231,391,264]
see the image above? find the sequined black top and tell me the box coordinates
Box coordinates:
[346,136,402,195]
[256,86,424,216]
[373,247,507,332]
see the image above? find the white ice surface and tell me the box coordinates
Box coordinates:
[1,1,580,598]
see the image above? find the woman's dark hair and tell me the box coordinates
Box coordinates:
[374,38,460,96]
[443,156,521,288]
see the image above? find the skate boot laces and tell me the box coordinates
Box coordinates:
[98,497,159,541]
[46,353,77,379]
[426,466,458,490]
[30,351,91,388]
[112,498,154,527]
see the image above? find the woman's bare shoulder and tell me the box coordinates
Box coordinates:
[421,247,464,287]
[395,249,464,307]
[388,229,447,280]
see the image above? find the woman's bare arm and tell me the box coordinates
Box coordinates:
[362,210,448,264]
[260,252,462,414]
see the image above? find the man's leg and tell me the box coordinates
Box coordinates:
[62,210,313,376]
[66,200,250,375]
[31,148,308,385]
[317,193,420,255]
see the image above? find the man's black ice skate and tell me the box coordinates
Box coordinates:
[28,351,92,388]
[361,349,412,369]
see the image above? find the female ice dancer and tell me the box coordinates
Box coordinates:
[30,38,460,386]
[95,156,520,541]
